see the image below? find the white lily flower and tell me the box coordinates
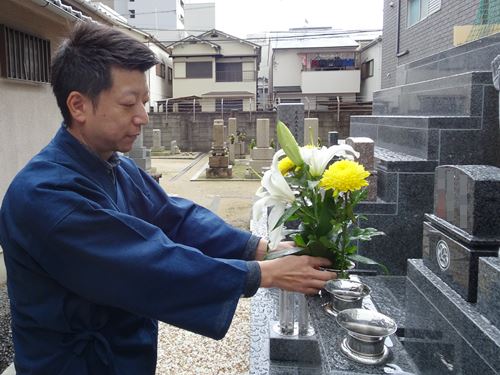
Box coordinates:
[300,144,360,177]
[253,167,295,249]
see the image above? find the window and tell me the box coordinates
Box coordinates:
[167,67,172,82]
[361,60,374,79]
[0,25,51,83]
[156,62,165,78]
[216,99,243,111]
[186,61,212,78]
[129,9,135,18]
[408,0,441,27]
[216,62,242,82]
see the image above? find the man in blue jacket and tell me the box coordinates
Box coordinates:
[0,22,334,374]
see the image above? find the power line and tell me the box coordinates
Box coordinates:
[120,4,215,17]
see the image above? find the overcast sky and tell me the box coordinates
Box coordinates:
[214,0,384,37]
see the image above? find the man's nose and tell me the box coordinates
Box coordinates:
[134,105,149,126]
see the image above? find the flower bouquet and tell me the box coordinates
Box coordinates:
[253,121,385,277]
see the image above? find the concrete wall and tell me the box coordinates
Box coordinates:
[272,50,303,87]
[382,0,481,88]
[144,110,364,152]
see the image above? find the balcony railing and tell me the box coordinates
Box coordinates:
[216,70,256,82]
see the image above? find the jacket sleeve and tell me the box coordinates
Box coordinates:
[36,198,248,340]
[124,159,258,261]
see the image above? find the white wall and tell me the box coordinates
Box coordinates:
[147,44,171,106]
[360,40,382,102]
[301,70,361,94]
[272,50,302,87]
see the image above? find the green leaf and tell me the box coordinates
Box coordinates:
[277,121,303,166]
[350,227,385,241]
[293,234,306,247]
[348,254,389,275]
[272,204,300,230]
[264,247,306,260]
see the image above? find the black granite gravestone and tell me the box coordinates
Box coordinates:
[422,165,500,302]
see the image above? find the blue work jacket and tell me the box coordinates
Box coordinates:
[0,126,259,374]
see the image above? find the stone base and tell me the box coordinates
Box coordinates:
[129,157,151,171]
[249,159,272,173]
[251,147,275,160]
[209,156,229,168]
[269,321,321,364]
[422,220,499,302]
[206,166,232,178]
[477,257,500,328]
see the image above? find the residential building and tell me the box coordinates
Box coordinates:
[167,29,261,112]
[111,0,187,43]
[269,32,361,110]
[381,0,499,89]
[0,0,171,283]
[184,1,215,36]
[359,35,382,102]
[107,0,215,43]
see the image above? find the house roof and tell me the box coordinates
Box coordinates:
[197,29,261,49]
[166,35,221,53]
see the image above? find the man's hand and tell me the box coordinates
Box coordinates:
[254,239,297,261]
[258,256,336,295]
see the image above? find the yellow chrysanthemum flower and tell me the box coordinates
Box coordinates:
[278,157,295,175]
[320,159,370,192]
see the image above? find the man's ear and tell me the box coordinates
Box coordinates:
[67,91,91,124]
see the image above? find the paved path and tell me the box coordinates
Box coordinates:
[152,156,261,375]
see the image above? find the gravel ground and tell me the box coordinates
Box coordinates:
[155,156,259,375]
[0,285,13,374]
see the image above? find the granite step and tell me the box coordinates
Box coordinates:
[406,259,500,374]
[351,115,495,164]
[372,71,494,116]
[477,257,500,328]
[395,32,500,85]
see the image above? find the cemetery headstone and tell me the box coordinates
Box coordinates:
[152,129,164,152]
[206,120,232,178]
[304,118,319,145]
[248,119,274,177]
[277,103,305,146]
[128,129,151,171]
[346,137,377,201]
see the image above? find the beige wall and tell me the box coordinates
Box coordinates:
[0,0,74,283]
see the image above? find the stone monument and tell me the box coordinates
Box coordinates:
[206,119,232,178]
[346,137,377,201]
[248,119,274,175]
[227,117,237,165]
[277,103,305,146]
[303,118,318,145]
[128,129,151,172]
[151,129,164,152]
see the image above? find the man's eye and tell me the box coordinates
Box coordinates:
[122,103,135,107]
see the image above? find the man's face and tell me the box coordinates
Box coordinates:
[82,67,150,159]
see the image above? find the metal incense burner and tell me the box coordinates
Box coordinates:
[336,308,397,365]
[323,279,371,316]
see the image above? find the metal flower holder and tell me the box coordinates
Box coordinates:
[277,290,315,336]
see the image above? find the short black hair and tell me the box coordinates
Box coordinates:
[51,21,159,125]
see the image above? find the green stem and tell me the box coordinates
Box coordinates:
[339,192,350,278]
